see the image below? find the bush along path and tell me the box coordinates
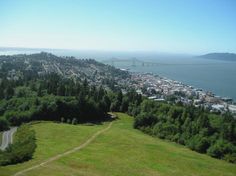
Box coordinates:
[0,125,36,166]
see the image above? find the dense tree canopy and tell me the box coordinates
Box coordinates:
[0,73,141,131]
[132,100,236,163]
[0,74,112,128]
[0,62,235,164]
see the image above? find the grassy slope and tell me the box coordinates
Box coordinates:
[0,122,105,176]
[1,113,236,176]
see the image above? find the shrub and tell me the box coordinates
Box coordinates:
[224,153,236,163]
[187,135,210,153]
[207,140,236,159]
[152,123,178,140]
[0,124,36,166]
[66,118,71,124]
[0,118,9,131]
[72,118,78,125]
[133,113,158,129]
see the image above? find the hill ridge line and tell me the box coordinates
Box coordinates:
[13,121,113,176]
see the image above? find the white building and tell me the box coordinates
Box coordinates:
[229,105,236,114]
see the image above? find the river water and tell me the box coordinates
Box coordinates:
[112,57,236,101]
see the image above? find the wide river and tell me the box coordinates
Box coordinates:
[110,57,236,101]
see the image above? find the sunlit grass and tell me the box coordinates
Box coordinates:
[0,114,235,176]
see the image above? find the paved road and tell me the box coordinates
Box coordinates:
[0,127,17,151]
[13,122,113,176]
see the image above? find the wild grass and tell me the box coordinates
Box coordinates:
[0,114,235,176]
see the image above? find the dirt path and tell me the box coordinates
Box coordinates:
[13,122,113,176]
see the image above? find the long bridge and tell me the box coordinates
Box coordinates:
[101,58,170,67]
[101,58,221,67]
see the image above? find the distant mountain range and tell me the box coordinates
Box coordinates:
[198,53,236,62]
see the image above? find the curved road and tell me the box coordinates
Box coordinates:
[0,127,17,151]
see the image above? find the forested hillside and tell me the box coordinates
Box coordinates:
[132,100,236,163]
[0,52,135,128]
[0,53,235,166]
[0,53,141,165]
[0,52,130,90]
[0,73,141,131]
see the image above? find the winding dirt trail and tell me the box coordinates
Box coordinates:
[14,122,113,176]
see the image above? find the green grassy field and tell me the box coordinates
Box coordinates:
[0,113,236,176]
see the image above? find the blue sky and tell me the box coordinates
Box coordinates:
[0,0,235,54]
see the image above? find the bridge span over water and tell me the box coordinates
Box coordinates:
[101,58,170,67]
[101,58,223,67]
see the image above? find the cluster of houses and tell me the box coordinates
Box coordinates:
[6,69,23,81]
[131,72,236,115]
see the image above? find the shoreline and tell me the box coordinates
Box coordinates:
[148,71,235,102]
[129,71,236,114]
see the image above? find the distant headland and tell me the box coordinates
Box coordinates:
[198,53,236,62]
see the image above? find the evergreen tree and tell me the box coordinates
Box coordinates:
[4,86,14,99]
